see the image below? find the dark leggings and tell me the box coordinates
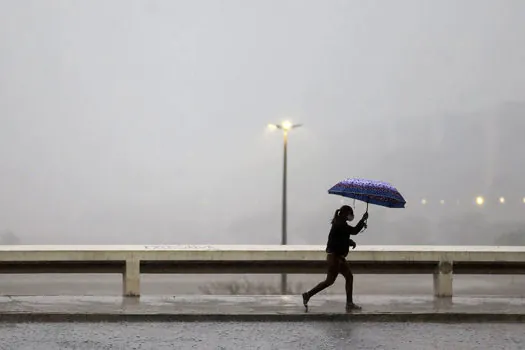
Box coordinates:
[305,253,354,304]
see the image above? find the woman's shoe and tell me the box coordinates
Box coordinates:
[302,293,310,312]
[346,303,362,312]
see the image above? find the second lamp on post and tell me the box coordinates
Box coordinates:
[268,121,302,295]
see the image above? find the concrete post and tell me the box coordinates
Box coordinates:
[433,261,453,298]
[123,259,140,297]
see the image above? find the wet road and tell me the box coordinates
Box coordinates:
[1,322,524,350]
[1,275,524,349]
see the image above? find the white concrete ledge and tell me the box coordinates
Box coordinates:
[1,245,525,262]
[3,244,525,252]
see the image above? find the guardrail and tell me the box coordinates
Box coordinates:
[1,245,524,297]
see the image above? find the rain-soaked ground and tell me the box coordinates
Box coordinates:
[1,274,525,349]
[1,321,525,350]
[1,295,525,322]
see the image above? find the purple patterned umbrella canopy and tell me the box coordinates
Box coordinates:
[328,178,406,209]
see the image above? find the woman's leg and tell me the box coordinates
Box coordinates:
[339,259,361,311]
[302,254,339,309]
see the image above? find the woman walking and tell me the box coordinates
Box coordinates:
[302,205,368,312]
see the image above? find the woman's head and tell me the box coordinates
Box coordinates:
[332,205,354,224]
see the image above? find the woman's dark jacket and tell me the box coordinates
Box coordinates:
[325,219,366,257]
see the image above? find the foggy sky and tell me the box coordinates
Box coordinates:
[1,0,524,245]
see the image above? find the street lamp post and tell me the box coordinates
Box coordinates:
[268,121,302,295]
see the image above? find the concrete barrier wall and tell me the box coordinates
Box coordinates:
[1,245,525,298]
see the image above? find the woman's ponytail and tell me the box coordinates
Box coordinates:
[331,209,340,224]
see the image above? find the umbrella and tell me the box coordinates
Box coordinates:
[328,178,406,211]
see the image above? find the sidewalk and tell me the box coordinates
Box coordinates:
[1,295,524,322]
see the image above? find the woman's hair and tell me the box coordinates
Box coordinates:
[331,205,353,224]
